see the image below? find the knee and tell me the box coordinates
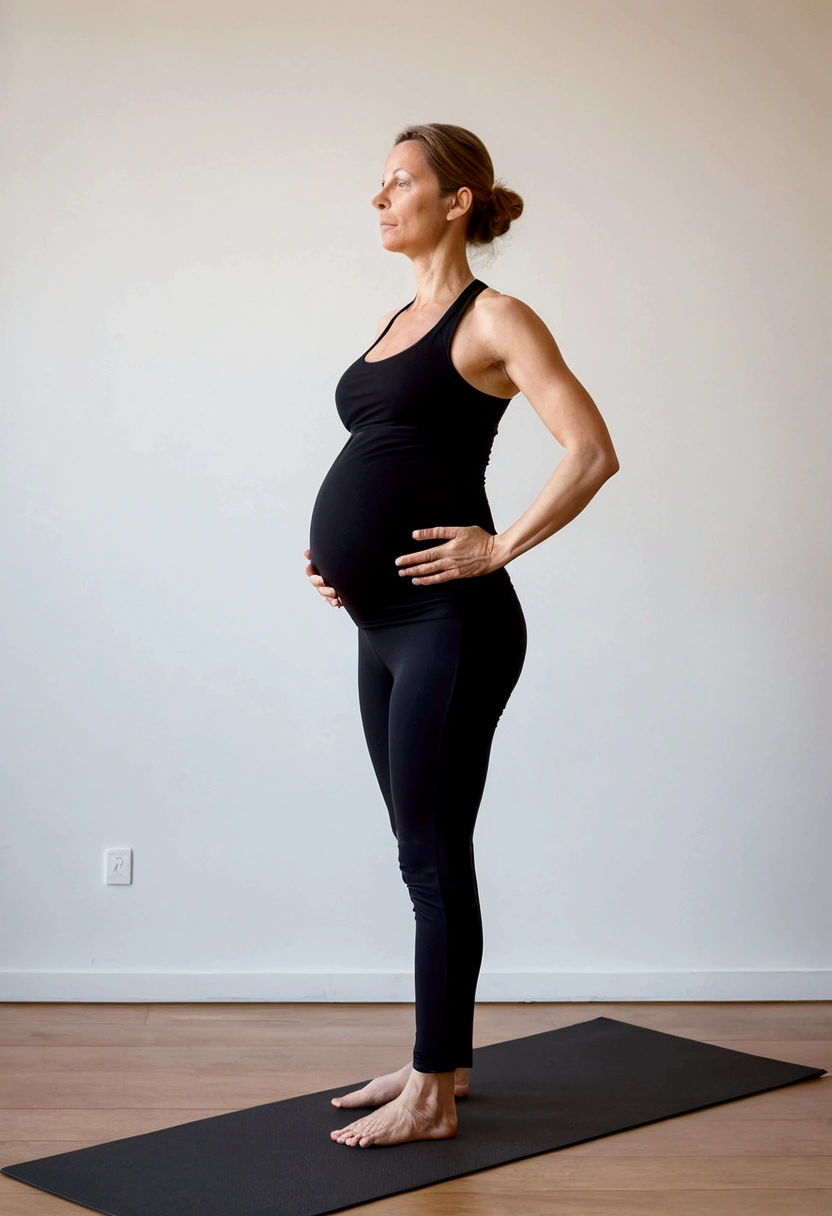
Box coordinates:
[397,855,450,896]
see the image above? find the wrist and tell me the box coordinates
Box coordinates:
[489,532,513,571]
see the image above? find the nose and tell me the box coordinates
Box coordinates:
[372,182,394,209]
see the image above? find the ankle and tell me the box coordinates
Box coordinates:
[406,1068,455,1098]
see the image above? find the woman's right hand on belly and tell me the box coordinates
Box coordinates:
[304,548,342,608]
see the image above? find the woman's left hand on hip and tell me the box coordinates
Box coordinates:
[394,526,503,584]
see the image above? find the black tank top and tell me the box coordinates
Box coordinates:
[309,278,517,628]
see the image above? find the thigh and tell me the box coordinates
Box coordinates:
[435,596,528,847]
[372,597,527,861]
[383,617,464,861]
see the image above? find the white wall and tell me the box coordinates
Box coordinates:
[1,0,829,1002]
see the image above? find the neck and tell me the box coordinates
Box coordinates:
[406,248,476,310]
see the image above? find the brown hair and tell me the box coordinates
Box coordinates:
[393,123,523,246]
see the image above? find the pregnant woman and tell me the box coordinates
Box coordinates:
[305,123,619,1148]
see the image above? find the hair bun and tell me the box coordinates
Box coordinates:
[480,179,524,243]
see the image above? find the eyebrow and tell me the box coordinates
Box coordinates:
[381,168,413,183]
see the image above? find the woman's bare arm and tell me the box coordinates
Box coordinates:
[481,295,619,567]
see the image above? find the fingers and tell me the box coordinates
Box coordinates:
[314,575,342,607]
[398,558,449,578]
[320,582,342,606]
[316,581,343,608]
[304,551,342,607]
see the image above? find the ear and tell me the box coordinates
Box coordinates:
[446,186,473,222]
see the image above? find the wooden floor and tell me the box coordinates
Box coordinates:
[0,1000,829,1214]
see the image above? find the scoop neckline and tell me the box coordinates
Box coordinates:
[362,278,481,365]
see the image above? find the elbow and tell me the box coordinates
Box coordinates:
[566,442,620,482]
[590,446,620,481]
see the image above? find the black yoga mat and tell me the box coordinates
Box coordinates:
[2,1015,825,1216]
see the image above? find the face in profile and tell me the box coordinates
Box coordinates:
[371,140,463,256]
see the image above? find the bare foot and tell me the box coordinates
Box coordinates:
[330,1068,458,1147]
[331,1063,469,1107]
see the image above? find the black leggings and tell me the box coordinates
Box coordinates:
[356,588,527,1073]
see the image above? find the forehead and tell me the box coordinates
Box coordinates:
[382,140,426,174]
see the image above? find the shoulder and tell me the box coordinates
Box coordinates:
[472,287,541,328]
[470,288,556,357]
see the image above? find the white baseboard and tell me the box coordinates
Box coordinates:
[0,970,829,1001]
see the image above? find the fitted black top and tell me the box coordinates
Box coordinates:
[308,278,516,629]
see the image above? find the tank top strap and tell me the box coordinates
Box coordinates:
[375,296,417,344]
[437,278,488,356]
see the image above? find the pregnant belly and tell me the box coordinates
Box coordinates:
[308,432,472,624]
